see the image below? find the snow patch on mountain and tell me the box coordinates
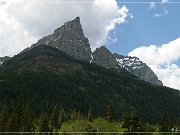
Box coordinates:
[116,56,145,70]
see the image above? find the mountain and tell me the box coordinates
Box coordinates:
[0,56,11,66]
[91,46,119,68]
[21,17,163,86]
[113,53,163,85]
[91,46,163,85]
[0,45,180,123]
[23,17,92,61]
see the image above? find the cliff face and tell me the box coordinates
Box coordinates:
[91,46,119,68]
[91,47,163,85]
[28,17,92,61]
[0,56,11,66]
[113,53,163,85]
[20,17,163,86]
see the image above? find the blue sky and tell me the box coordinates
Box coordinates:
[107,1,180,62]
[105,1,180,89]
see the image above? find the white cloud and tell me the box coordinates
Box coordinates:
[105,31,118,45]
[154,9,168,17]
[0,1,6,6]
[0,0,131,56]
[148,0,168,18]
[161,0,168,3]
[148,2,155,9]
[129,37,180,90]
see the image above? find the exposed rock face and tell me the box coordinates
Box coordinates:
[0,56,10,66]
[29,17,92,61]
[91,46,119,68]
[21,17,162,86]
[91,46,162,85]
[113,53,163,85]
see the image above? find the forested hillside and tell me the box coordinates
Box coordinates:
[0,45,180,124]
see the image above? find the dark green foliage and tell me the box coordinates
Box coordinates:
[122,111,143,133]
[6,96,33,132]
[0,45,179,124]
[50,104,61,130]
[88,109,93,122]
[59,109,65,125]
[0,101,9,132]
[0,97,177,133]
[38,112,51,132]
[159,114,170,133]
[70,110,82,122]
[106,103,113,123]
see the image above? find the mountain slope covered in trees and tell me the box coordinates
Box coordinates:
[0,45,180,124]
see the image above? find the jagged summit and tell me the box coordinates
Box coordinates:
[93,46,113,58]
[92,46,119,68]
[53,16,83,37]
[20,17,163,86]
[113,53,163,85]
[90,46,163,85]
[26,17,92,61]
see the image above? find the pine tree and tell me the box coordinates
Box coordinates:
[122,111,143,133]
[70,109,78,122]
[21,104,34,131]
[159,114,170,133]
[60,109,64,123]
[87,109,93,122]
[122,112,131,132]
[0,101,9,132]
[106,103,113,123]
[77,111,82,120]
[38,112,51,132]
[50,104,60,130]
[58,109,64,129]
[6,96,33,132]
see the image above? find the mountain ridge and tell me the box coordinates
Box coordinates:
[0,44,179,123]
[91,46,163,85]
[113,53,163,85]
[2,17,162,85]
[22,17,92,61]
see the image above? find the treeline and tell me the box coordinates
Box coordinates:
[0,97,179,134]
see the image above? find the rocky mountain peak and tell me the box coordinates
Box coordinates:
[92,46,119,68]
[20,17,162,86]
[91,46,163,86]
[93,46,113,58]
[54,16,83,37]
[0,56,11,66]
[113,53,163,85]
[29,17,92,61]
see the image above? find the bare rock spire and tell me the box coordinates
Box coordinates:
[32,17,92,61]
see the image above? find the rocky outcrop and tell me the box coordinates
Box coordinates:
[21,17,162,86]
[113,53,163,85]
[91,46,163,85]
[91,46,119,69]
[0,56,10,66]
[24,17,92,61]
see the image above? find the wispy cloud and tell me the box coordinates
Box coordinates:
[105,31,118,45]
[154,9,168,17]
[148,2,155,9]
[129,37,180,90]
[161,0,168,3]
[148,0,169,18]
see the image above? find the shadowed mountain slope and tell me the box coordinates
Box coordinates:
[0,45,179,123]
